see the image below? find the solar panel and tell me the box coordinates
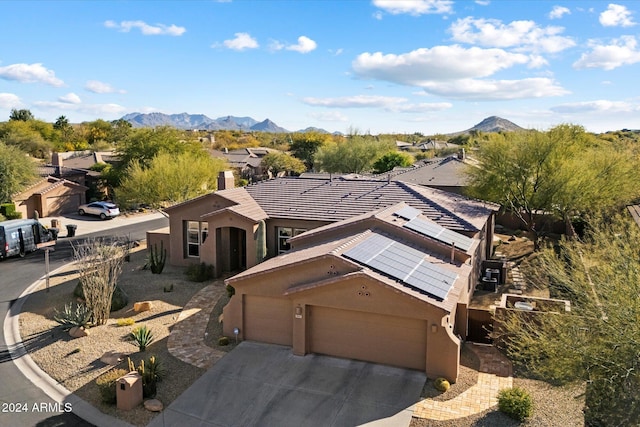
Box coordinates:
[403,217,473,252]
[394,205,422,221]
[343,233,458,301]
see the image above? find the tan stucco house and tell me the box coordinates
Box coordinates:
[156,173,497,381]
[13,176,88,218]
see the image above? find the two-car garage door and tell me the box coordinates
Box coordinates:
[309,306,427,371]
[242,297,428,371]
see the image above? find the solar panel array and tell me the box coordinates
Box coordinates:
[343,233,458,301]
[395,208,473,252]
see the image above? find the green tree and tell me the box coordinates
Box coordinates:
[314,135,393,174]
[372,151,414,174]
[261,152,306,176]
[495,215,640,425]
[9,108,34,121]
[0,142,38,203]
[0,120,54,159]
[116,152,229,207]
[53,115,73,143]
[110,118,132,144]
[465,125,640,248]
[289,131,332,170]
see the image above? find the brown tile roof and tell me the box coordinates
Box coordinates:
[242,176,495,232]
[383,156,470,187]
[202,187,267,222]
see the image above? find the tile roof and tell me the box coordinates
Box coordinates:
[380,156,470,187]
[242,176,495,232]
[202,187,267,222]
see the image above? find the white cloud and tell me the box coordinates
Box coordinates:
[551,100,639,113]
[308,111,349,122]
[85,80,125,94]
[0,93,21,109]
[104,20,186,36]
[549,5,570,19]
[599,4,636,27]
[573,36,640,70]
[419,77,569,100]
[286,36,317,53]
[449,17,575,53]
[301,95,452,112]
[223,32,259,51]
[373,0,453,15]
[352,45,530,85]
[59,93,81,104]
[373,11,383,20]
[34,100,127,116]
[475,1,490,6]
[0,63,64,86]
[270,36,317,53]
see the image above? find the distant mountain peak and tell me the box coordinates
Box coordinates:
[121,112,290,132]
[465,116,525,133]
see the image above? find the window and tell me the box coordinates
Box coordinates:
[277,227,307,254]
[187,221,208,257]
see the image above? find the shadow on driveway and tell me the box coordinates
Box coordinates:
[148,341,425,427]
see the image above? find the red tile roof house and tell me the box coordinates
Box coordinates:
[153,173,498,381]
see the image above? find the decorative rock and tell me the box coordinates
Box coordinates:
[144,399,163,412]
[69,326,88,338]
[134,301,153,312]
[508,235,517,241]
[100,350,125,365]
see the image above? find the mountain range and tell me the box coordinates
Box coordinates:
[121,112,525,135]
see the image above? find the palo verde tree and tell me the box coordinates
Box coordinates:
[372,151,414,174]
[115,151,229,208]
[9,108,34,122]
[466,124,640,249]
[261,151,306,177]
[495,214,640,426]
[72,238,126,326]
[289,131,332,170]
[0,142,38,203]
[314,134,394,174]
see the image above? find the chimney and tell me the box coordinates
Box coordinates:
[217,170,235,191]
[457,148,466,160]
[52,152,62,167]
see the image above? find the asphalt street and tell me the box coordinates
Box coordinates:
[0,215,168,427]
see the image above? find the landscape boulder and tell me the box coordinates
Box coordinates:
[68,326,88,338]
[144,399,163,412]
[134,301,153,312]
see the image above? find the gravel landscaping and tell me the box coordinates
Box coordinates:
[18,247,231,426]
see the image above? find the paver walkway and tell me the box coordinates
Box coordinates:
[413,343,513,420]
[167,284,227,369]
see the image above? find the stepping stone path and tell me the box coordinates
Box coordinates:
[413,343,513,420]
[167,284,227,369]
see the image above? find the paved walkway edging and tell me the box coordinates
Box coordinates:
[413,343,513,421]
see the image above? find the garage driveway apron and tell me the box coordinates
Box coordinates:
[147,341,425,427]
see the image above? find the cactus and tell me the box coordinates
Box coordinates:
[149,241,166,274]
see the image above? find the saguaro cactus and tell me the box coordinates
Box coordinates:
[255,220,266,263]
[149,241,167,274]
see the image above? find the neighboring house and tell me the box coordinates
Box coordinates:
[12,176,88,218]
[49,150,120,199]
[416,139,459,151]
[395,140,413,150]
[154,172,497,380]
[209,147,281,181]
[381,152,472,195]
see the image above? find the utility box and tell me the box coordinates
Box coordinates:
[116,372,143,410]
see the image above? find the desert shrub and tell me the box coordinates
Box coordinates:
[53,302,91,330]
[218,336,230,346]
[74,282,128,312]
[434,377,450,392]
[130,325,154,351]
[185,262,215,282]
[96,368,127,404]
[498,387,533,421]
[128,355,165,398]
[116,318,135,327]
[226,284,235,298]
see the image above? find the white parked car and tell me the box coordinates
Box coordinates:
[77,201,120,220]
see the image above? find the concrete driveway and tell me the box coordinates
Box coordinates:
[148,341,425,427]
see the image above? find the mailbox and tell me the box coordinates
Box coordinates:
[116,372,143,410]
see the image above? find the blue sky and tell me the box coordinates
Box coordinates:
[1,0,639,134]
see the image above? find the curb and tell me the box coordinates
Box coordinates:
[3,263,135,427]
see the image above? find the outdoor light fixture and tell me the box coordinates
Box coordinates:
[431,324,438,333]
[233,327,240,343]
[295,305,303,319]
